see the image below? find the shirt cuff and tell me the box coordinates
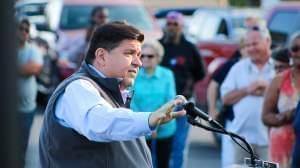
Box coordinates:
[133,112,153,136]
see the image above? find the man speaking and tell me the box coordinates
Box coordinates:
[39,21,186,168]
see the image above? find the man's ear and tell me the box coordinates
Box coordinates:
[95,48,106,66]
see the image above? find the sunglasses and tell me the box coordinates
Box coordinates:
[141,54,155,59]
[167,22,179,27]
[248,25,260,31]
[96,14,107,19]
[19,26,29,33]
[290,45,300,53]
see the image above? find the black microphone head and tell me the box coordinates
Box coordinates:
[183,102,197,118]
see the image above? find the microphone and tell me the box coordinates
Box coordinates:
[182,102,213,122]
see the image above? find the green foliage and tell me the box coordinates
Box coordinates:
[229,0,247,7]
[229,0,260,7]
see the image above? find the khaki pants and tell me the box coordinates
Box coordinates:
[233,143,268,165]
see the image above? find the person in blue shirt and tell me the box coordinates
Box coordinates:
[131,40,176,168]
[17,18,43,168]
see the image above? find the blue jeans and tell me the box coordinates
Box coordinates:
[170,116,190,168]
[18,110,36,168]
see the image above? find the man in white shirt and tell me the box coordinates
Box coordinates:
[221,26,275,165]
[39,21,186,168]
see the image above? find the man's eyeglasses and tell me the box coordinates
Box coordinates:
[141,54,155,59]
[167,22,179,27]
[19,26,29,33]
[290,45,300,53]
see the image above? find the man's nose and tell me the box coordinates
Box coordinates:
[132,55,142,67]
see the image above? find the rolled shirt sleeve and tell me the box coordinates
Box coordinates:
[55,79,152,142]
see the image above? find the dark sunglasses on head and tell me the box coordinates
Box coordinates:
[19,26,29,33]
[249,25,260,31]
[167,22,179,27]
[141,54,155,59]
[290,45,300,53]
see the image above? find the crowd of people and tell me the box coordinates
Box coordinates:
[207,17,300,168]
[17,5,300,168]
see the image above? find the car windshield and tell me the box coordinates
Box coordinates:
[188,12,227,40]
[188,11,250,41]
[269,10,300,35]
[16,3,47,17]
[60,5,154,30]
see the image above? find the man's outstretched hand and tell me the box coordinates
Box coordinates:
[148,95,187,128]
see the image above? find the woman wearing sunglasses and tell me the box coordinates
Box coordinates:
[131,40,176,168]
[262,31,300,168]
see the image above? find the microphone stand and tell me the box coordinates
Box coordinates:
[186,116,257,167]
[186,114,279,167]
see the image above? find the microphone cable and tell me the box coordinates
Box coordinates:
[185,104,259,163]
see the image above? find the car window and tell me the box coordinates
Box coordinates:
[60,5,154,31]
[218,19,229,37]
[199,14,222,40]
[232,17,246,29]
[16,3,47,17]
[188,11,228,40]
[269,10,300,35]
[188,12,207,38]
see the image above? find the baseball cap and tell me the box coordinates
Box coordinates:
[166,11,184,26]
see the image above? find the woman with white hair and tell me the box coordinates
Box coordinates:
[131,40,176,168]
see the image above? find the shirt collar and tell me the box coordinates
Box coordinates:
[247,57,273,73]
[88,64,123,82]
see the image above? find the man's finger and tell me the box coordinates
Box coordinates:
[170,110,186,118]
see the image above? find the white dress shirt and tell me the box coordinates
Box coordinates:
[221,58,275,145]
[55,67,152,142]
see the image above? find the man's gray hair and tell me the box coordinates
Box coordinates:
[142,40,165,63]
[288,31,300,48]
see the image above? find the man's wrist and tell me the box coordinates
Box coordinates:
[148,113,157,130]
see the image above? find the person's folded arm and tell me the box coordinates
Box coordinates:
[220,65,248,106]
[222,87,249,105]
[262,75,293,127]
[19,62,42,76]
[19,45,43,76]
